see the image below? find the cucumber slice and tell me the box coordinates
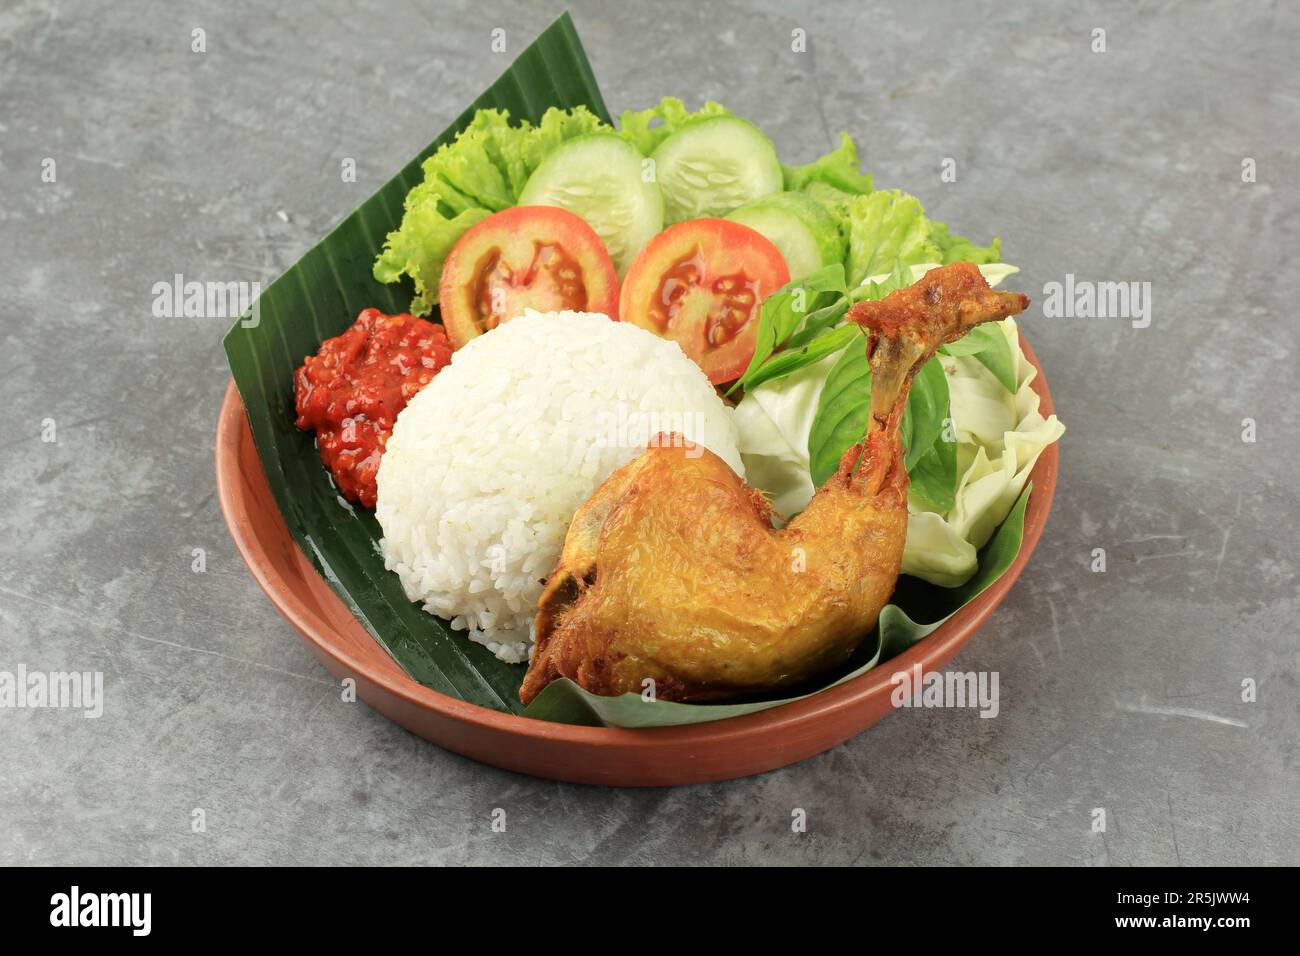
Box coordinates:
[727,192,846,279]
[518,133,663,276]
[650,116,783,224]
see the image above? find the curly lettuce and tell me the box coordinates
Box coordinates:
[374,106,608,314]
[616,96,731,155]
[839,189,1001,287]
[783,132,874,196]
[783,142,997,287]
[931,221,1001,265]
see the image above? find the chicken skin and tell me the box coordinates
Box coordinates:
[520,263,1030,704]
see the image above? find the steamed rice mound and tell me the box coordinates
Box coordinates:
[376,310,744,664]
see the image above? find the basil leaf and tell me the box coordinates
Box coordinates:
[902,356,948,471]
[734,257,918,397]
[783,298,850,351]
[939,323,1016,393]
[850,256,913,304]
[972,330,1017,392]
[739,323,860,393]
[908,423,958,512]
[807,337,872,487]
[808,350,948,488]
[939,323,1003,356]
[730,264,846,393]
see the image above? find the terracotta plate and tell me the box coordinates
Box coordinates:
[215,336,1058,786]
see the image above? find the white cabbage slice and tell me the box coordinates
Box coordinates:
[736,262,1064,587]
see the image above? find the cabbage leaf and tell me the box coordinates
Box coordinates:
[734,262,1064,587]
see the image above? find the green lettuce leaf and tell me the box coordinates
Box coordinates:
[371,203,491,315]
[932,221,1001,265]
[783,132,873,196]
[802,181,859,232]
[616,96,731,155]
[833,189,1002,289]
[373,105,608,314]
[844,189,944,287]
[426,109,518,211]
[517,105,610,179]
[779,135,874,281]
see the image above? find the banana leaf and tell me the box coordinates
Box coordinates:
[222,13,608,715]
[223,12,1035,729]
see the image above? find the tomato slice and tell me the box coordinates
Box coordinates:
[439,206,619,349]
[618,218,789,385]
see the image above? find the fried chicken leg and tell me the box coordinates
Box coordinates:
[520,263,1030,704]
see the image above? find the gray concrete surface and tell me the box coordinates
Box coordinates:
[2,0,1297,865]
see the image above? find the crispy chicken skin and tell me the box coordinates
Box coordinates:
[520,263,1030,704]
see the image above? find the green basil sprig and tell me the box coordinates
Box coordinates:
[939,322,1016,392]
[729,264,848,394]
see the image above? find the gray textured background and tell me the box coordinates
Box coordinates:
[2,0,1297,865]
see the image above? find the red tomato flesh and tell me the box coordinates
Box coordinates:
[618,218,789,384]
[439,206,619,349]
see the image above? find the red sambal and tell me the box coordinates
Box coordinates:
[294,308,452,507]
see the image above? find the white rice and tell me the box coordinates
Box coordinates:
[375,310,744,663]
